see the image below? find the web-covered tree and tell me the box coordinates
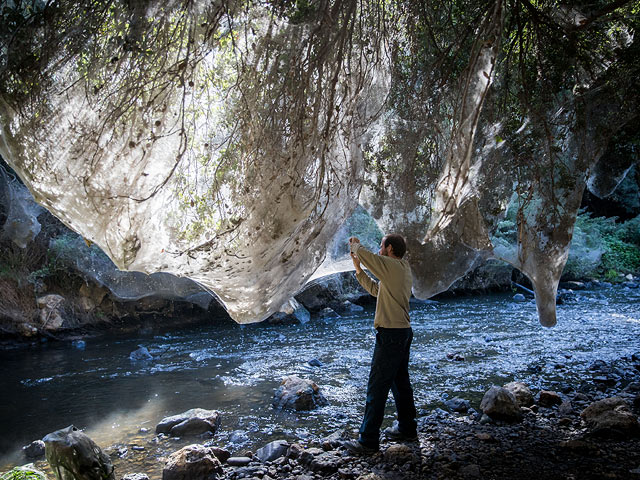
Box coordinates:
[1,0,638,325]
[361,0,640,326]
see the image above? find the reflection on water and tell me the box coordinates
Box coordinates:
[1,285,639,478]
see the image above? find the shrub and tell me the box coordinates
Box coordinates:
[619,215,640,245]
[0,239,47,280]
[604,269,620,281]
[0,277,38,325]
[599,235,640,277]
[566,213,640,279]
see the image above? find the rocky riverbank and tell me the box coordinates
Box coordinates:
[8,352,639,480]
[207,391,640,480]
[137,352,640,480]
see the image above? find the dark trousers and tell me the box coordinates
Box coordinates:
[359,327,417,447]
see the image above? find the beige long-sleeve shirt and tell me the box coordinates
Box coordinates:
[350,242,412,329]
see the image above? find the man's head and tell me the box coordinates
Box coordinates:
[379,234,407,259]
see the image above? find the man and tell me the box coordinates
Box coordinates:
[344,234,418,454]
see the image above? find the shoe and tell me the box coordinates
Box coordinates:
[343,440,379,455]
[383,424,418,442]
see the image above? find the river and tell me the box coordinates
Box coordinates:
[1,284,639,478]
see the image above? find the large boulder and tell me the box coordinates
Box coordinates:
[299,448,342,474]
[22,440,46,459]
[156,409,221,437]
[36,294,66,331]
[129,346,153,362]
[538,390,563,408]
[43,425,115,480]
[317,307,340,320]
[333,300,365,315]
[480,386,523,422]
[272,376,328,411]
[580,397,640,438]
[503,382,534,407]
[255,440,289,463]
[383,444,417,465]
[559,400,575,417]
[304,451,343,474]
[77,283,108,312]
[206,447,230,464]
[444,397,471,413]
[36,235,219,316]
[295,272,367,312]
[162,444,224,480]
[266,298,310,325]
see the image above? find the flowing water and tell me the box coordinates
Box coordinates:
[1,285,639,478]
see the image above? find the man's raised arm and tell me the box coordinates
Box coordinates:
[350,240,394,283]
[351,251,379,297]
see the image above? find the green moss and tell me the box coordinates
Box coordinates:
[0,465,46,480]
[604,269,621,282]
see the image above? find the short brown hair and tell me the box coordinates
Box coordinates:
[383,234,407,258]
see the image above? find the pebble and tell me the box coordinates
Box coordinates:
[445,397,471,413]
[122,473,149,480]
[475,433,495,442]
[122,474,149,480]
[459,464,481,477]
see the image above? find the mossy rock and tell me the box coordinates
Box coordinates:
[0,465,47,480]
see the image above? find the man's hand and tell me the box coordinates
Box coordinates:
[351,252,363,274]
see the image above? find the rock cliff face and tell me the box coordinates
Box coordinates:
[0,166,42,248]
[0,1,638,325]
